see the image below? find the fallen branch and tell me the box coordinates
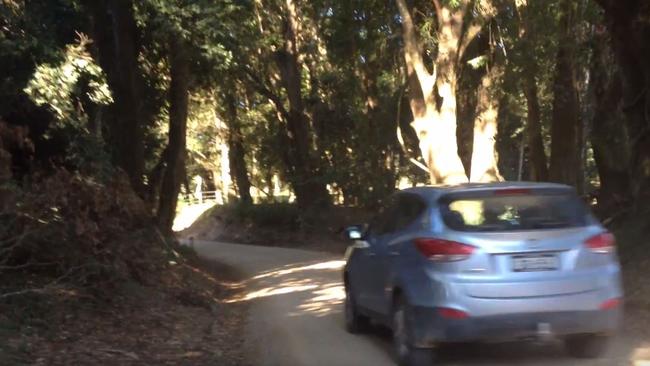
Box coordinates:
[0,262,56,271]
[0,287,47,299]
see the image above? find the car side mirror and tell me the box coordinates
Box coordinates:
[345,225,365,241]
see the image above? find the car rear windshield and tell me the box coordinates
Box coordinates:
[439,192,591,232]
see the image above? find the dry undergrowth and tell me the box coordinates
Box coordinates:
[0,166,249,365]
[0,257,249,366]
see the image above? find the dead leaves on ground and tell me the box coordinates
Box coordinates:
[3,261,249,366]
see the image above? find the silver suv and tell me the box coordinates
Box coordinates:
[343,183,623,366]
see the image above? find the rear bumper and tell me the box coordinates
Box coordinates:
[409,306,622,347]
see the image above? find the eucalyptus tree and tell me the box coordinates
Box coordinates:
[395,0,503,184]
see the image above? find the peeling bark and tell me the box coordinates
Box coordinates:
[395,0,471,184]
[470,67,504,182]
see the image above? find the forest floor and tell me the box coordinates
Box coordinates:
[0,255,249,366]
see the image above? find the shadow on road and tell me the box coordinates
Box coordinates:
[357,320,647,365]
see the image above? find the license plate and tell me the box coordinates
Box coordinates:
[512,254,558,272]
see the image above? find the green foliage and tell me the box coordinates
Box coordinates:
[24,36,112,126]
[64,131,114,179]
[0,0,644,209]
[139,0,246,81]
[0,0,85,116]
[226,202,300,229]
[19,35,114,177]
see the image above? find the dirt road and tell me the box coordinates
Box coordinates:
[191,240,648,366]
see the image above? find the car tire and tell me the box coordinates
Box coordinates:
[344,284,370,334]
[393,296,435,366]
[565,334,610,358]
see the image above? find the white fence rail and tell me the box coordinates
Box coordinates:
[181,191,220,205]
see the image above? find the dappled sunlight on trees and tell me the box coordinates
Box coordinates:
[1,0,650,334]
[1,1,650,363]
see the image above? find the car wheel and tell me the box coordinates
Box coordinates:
[344,284,370,334]
[393,296,435,366]
[565,334,610,358]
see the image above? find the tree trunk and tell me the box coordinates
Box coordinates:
[589,30,630,207]
[86,0,146,195]
[219,137,231,203]
[522,76,548,181]
[86,0,117,95]
[470,66,503,182]
[456,75,476,177]
[147,147,168,215]
[395,0,468,184]
[515,0,548,181]
[358,29,399,203]
[157,38,190,233]
[105,0,146,194]
[275,0,330,208]
[549,0,580,186]
[595,0,650,204]
[224,90,253,204]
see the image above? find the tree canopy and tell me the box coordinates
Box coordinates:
[2,0,650,231]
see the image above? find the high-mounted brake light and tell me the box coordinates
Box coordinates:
[585,232,616,254]
[414,238,475,262]
[493,188,531,195]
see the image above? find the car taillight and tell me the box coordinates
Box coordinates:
[414,238,475,262]
[599,298,621,310]
[585,232,616,254]
[438,307,469,319]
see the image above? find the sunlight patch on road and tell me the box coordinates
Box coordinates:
[223,259,346,318]
[631,343,650,366]
[252,260,345,280]
[226,279,320,302]
[290,283,345,317]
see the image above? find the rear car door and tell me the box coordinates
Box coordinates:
[354,197,398,310]
[365,194,427,315]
